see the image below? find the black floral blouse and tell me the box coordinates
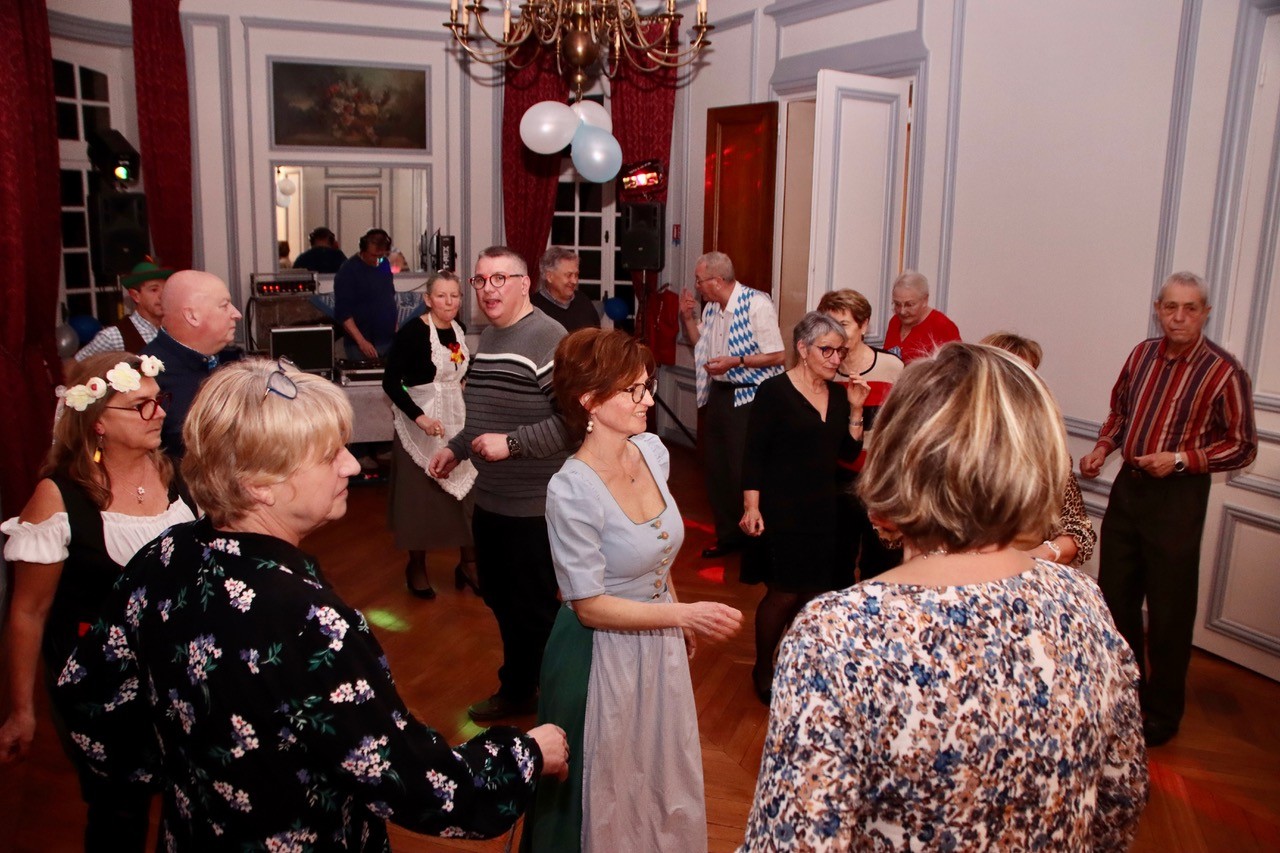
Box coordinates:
[740,560,1148,851]
[54,517,541,851]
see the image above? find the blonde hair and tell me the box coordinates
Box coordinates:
[182,359,352,525]
[979,332,1043,370]
[45,352,174,510]
[817,288,872,326]
[858,343,1067,553]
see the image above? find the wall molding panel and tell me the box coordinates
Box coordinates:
[1206,504,1280,654]
[49,11,132,46]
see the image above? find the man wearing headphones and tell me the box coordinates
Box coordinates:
[293,226,347,273]
[334,228,397,361]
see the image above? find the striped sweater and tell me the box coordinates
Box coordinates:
[447,309,569,516]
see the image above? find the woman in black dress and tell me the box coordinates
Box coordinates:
[740,311,869,703]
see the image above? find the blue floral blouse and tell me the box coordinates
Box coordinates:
[740,559,1148,851]
[53,517,541,850]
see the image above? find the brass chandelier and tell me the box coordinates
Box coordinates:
[446,0,713,93]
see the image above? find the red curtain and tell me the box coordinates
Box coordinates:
[0,0,62,513]
[609,38,677,203]
[502,49,568,274]
[132,0,193,270]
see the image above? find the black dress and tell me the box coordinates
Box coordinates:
[741,373,860,591]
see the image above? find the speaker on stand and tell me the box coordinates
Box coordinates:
[618,202,665,273]
[88,190,150,283]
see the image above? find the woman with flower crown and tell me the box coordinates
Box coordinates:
[0,350,195,851]
[382,270,479,598]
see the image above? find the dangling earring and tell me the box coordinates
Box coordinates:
[586,418,594,434]
[93,435,104,464]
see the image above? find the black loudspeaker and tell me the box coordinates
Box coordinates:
[619,203,665,272]
[89,191,150,282]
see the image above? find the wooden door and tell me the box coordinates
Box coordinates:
[704,103,779,293]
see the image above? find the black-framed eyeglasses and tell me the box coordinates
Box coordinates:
[264,356,298,401]
[104,391,172,421]
[816,345,850,361]
[620,377,658,403]
[468,272,524,290]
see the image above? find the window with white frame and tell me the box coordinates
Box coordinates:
[548,162,634,315]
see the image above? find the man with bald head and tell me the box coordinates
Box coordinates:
[881,270,960,363]
[141,270,244,456]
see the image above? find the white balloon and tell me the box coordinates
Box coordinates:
[276,188,292,208]
[277,175,297,196]
[519,101,579,154]
[571,99,613,133]
[571,124,623,183]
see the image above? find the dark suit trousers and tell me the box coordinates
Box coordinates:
[702,382,751,547]
[1097,466,1210,732]
[473,506,561,701]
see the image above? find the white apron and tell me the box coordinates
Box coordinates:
[390,319,477,500]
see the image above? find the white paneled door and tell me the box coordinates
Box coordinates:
[806,69,911,335]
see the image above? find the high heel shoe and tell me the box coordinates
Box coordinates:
[405,559,436,600]
[454,562,481,595]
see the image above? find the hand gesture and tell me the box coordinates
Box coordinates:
[357,338,378,360]
[415,415,446,438]
[1079,447,1108,479]
[705,355,736,377]
[0,712,36,763]
[679,288,699,320]
[1134,451,1176,478]
[471,433,511,462]
[845,375,871,409]
[680,601,744,644]
[428,447,459,478]
[740,507,764,537]
[528,724,570,781]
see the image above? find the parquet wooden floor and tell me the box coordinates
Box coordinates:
[2,442,1278,851]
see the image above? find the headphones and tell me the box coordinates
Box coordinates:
[359,229,391,254]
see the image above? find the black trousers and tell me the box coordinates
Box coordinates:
[837,479,903,582]
[702,382,751,547]
[472,506,561,701]
[1097,466,1210,733]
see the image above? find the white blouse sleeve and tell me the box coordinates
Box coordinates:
[1,513,71,564]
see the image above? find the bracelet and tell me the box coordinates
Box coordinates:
[1042,539,1062,561]
[848,419,864,427]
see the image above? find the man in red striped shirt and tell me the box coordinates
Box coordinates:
[1080,271,1256,748]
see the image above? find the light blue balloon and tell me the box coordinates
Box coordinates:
[570,124,623,183]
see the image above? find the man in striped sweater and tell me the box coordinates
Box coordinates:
[1080,271,1256,748]
[429,246,569,722]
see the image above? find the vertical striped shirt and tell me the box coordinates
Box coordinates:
[1095,335,1256,474]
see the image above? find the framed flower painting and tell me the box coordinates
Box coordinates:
[270,61,428,150]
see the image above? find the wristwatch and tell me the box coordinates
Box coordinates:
[738,355,746,368]
[506,434,523,459]
[1173,452,1186,473]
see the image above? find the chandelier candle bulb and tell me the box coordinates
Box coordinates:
[504,0,511,39]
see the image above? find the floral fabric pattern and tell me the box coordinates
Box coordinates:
[54,516,541,850]
[740,560,1148,852]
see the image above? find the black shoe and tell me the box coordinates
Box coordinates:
[405,559,436,600]
[454,562,481,595]
[1143,720,1178,747]
[751,664,772,706]
[701,541,741,558]
[467,692,538,722]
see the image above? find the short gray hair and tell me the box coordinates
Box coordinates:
[539,246,579,284]
[1158,271,1210,306]
[697,251,735,282]
[892,270,929,297]
[793,310,848,350]
[477,245,528,275]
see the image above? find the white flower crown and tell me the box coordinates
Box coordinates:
[57,356,165,413]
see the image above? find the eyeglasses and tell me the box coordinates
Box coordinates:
[694,275,721,286]
[892,299,922,311]
[468,272,525,290]
[104,391,172,421]
[264,357,298,401]
[620,378,658,403]
[815,345,850,361]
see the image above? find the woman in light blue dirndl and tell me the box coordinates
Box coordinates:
[522,329,744,853]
